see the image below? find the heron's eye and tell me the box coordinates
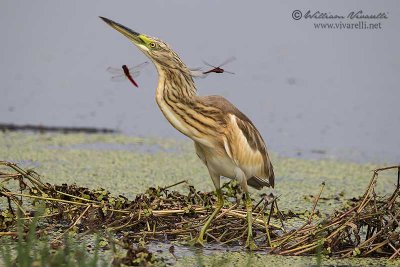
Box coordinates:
[150,42,156,48]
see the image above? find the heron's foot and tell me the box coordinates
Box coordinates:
[190,188,223,247]
[245,235,258,250]
[192,235,206,247]
[191,223,209,247]
[189,220,209,247]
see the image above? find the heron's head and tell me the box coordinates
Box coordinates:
[100,17,187,71]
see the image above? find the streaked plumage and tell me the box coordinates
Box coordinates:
[100,17,274,249]
[154,51,274,192]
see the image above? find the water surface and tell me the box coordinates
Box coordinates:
[1,1,399,163]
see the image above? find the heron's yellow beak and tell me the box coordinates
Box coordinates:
[99,16,149,51]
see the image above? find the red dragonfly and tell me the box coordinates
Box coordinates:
[106,61,149,88]
[202,56,236,75]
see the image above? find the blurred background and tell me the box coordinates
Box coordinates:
[0,0,399,163]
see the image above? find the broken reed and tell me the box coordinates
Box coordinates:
[0,160,399,259]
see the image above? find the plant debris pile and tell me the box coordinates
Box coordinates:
[268,166,400,259]
[0,160,399,260]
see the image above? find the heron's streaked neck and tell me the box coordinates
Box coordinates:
[154,63,197,100]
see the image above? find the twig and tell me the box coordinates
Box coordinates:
[308,182,325,224]
[216,203,237,220]
[389,243,400,260]
[364,239,390,256]
[55,190,101,204]
[162,180,187,190]
[220,209,281,230]
[53,205,91,241]
[0,232,18,236]
[4,191,91,207]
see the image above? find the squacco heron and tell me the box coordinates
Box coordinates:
[100,17,275,249]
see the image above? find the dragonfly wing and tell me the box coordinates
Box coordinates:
[128,61,150,72]
[219,56,236,67]
[202,60,216,68]
[107,61,149,74]
[130,71,141,78]
[224,70,235,74]
[106,66,123,75]
[110,74,127,82]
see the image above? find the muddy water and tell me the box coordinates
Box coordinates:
[1,132,399,265]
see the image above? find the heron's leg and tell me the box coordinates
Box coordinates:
[235,168,258,250]
[196,188,223,246]
[244,192,257,250]
[195,172,222,246]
